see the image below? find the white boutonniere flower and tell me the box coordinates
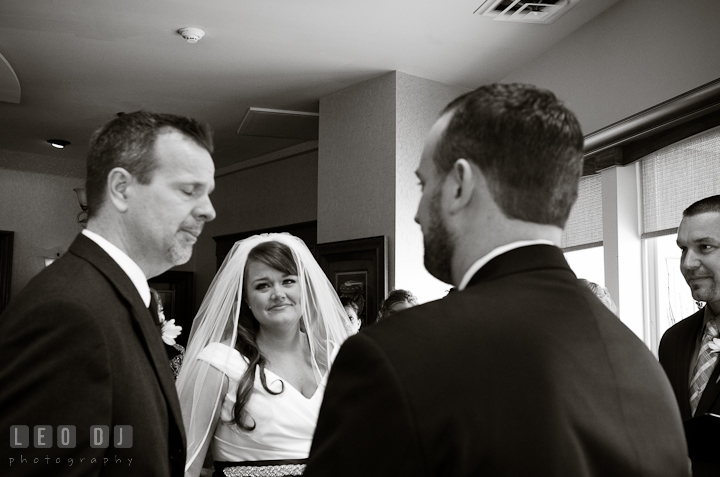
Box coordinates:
[708,337,720,354]
[160,318,182,346]
[156,307,182,346]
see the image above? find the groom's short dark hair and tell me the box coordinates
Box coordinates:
[435,83,584,228]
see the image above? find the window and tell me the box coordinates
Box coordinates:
[645,233,700,352]
[562,174,604,286]
[561,175,602,250]
[640,126,720,352]
[642,125,720,237]
[564,246,604,287]
[579,78,720,347]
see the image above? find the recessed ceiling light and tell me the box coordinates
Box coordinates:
[47,139,70,149]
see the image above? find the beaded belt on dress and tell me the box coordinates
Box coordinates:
[222,463,306,477]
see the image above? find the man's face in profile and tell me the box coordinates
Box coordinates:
[126,130,216,277]
[677,211,720,310]
[415,113,454,284]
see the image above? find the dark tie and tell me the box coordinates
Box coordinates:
[689,320,719,415]
[149,289,162,329]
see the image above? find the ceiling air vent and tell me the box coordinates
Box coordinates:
[237,108,319,140]
[474,0,581,24]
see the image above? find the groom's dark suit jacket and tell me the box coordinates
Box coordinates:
[0,234,185,476]
[659,307,720,476]
[305,245,689,476]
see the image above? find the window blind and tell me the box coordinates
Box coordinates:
[561,174,603,250]
[641,125,720,238]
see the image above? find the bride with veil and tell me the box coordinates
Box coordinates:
[176,233,352,477]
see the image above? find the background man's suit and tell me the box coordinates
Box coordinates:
[306,245,689,476]
[660,308,720,419]
[0,234,186,476]
[659,308,720,475]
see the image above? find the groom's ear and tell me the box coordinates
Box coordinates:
[447,159,475,214]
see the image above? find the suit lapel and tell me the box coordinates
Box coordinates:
[694,308,720,415]
[68,234,186,446]
[678,310,704,420]
[696,360,720,416]
[126,297,186,437]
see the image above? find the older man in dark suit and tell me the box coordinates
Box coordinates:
[305,84,689,476]
[660,195,720,476]
[0,111,216,476]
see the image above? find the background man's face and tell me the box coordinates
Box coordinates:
[677,211,720,309]
[415,114,454,284]
[127,130,216,277]
[344,306,361,333]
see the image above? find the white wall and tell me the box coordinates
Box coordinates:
[317,72,397,246]
[0,164,85,299]
[503,0,720,134]
[395,72,467,301]
[318,72,467,303]
[192,151,318,310]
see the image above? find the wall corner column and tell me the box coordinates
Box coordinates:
[601,162,644,340]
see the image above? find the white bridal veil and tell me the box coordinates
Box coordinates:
[176,233,351,471]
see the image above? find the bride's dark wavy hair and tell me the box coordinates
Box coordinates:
[232,240,296,430]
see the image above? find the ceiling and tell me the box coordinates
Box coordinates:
[0,0,621,171]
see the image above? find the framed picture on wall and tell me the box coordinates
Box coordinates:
[315,236,387,327]
[155,289,176,322]
[335,270,368,322]
[148,271,194,348]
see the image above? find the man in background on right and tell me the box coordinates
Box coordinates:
[660,195,720,476]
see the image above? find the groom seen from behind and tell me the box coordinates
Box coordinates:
[305,84,690,476]
[0,111,216,476]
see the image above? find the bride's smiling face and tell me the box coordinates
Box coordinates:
[244,259,302,329]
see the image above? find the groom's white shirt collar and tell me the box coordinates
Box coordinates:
[82,229,151,307]
[457,239,556,291]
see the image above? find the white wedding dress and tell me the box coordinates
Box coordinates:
[198,342,327,463]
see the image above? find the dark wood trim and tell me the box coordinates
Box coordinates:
[641,228,679,240]
[582,77,720,175]
[213,221,317,270]
[621,109,720,166]
[581,157,597,176]
[148,270,194,348]
[315,236,388,327]
[562,241,603,253]
[0,231,14,313]
[594,147,624,172]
